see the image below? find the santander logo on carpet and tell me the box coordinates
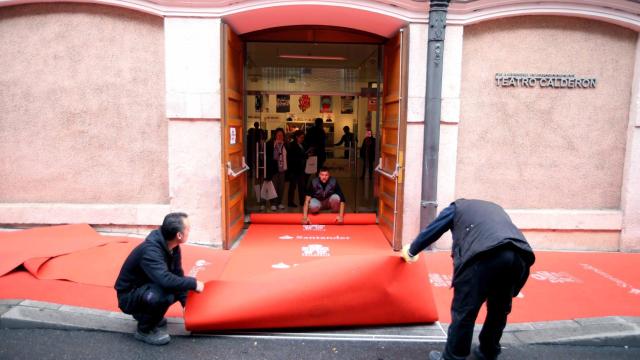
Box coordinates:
[302,244,330,257]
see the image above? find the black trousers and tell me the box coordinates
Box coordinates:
[117,284,178,332]
[287,173,307,206]
[361,158,374,178]
[444,246,527,360]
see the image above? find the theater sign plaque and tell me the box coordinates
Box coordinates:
[495,73,596,89]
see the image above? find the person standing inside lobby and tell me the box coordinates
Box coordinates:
[334,125,355,159]
[287,130,307,208]
[266,128,288,211]
[360,128,376,179]
[305,117,327,171]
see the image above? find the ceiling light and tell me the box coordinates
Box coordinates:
[278,54,347,61]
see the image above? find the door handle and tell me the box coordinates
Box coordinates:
[227,157,250,178]
[374,158,398,180]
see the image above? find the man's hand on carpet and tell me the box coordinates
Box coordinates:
[335,215,344,224]
[302,217,310,225]
[401,244,419,263]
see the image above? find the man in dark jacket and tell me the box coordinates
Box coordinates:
[115,212,205,345]
[401,199,535,360]
[302,167,346,224]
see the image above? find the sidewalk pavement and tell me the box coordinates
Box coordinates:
[1,299,639,346]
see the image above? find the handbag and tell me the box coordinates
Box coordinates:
[305,155,318,174]
[260,180,278,200]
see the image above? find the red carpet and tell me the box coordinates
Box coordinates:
[424,250,640,323]
[250,213,377,225]
[0,224,121,277]
[2,221,639,328]
[26,238,229,287]
[184,223,438,330]
[0,226,231,317]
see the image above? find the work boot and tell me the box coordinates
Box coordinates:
[134,327,170,345]
[157,318,167,328]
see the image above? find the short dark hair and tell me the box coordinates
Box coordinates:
[318,166,330,174]
[315,117,323,126]
[161,212,188,241]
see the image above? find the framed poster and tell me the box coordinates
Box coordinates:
[298,94,311,112]
[320,95,332,113]
[276,95,290,113]
[341,96,354,114]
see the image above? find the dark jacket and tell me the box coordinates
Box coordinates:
[305,125,326,155]
[306,176,346,202]
[335,132,354,147]
[360,136,376,162]
[287,141,307,176]
[114,229,197,304]
[409,199,535,293]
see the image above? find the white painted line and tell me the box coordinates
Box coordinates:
[234,331,445,339]
[197,328,448,343]
[205,333,447,343]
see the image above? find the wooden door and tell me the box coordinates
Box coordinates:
[376,28,408,251]
[222,23,247,250]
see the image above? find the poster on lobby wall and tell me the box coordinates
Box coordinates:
[298,94,311,112]
[254,94,263,112]
[341,96,354,114]
[367,96,378,112]
[320,96,332,113]
[276,95,290,113]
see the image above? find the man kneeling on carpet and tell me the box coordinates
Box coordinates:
[302,167,346,224]
[115,212,205,345]
[401,199,535,360]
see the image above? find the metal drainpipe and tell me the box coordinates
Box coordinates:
[420,0,451,229]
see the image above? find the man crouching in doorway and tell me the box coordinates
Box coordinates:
[302,167,346,224]
[115,212,205,345]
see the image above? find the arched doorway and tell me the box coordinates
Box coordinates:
[221,8,408,250]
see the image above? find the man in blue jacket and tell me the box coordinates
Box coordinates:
[115,212,205,345]
[402,199,535,360]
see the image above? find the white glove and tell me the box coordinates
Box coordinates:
[401,244,419,263]
[195,280,205,293]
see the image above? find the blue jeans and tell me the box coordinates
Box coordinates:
[309,194,341,213]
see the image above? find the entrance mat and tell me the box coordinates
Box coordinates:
[424,250,640,323]
[184,223,439,331]
[250,213,377,225]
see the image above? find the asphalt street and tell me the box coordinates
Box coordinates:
[1,328,639,360]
